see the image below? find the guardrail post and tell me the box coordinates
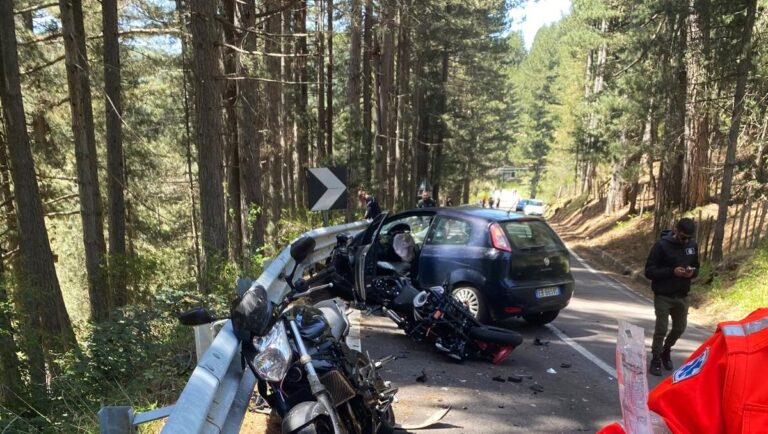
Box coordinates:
[98,406,135,434]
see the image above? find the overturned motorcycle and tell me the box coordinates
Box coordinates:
[179,237,448,434]
[302,229,523,364]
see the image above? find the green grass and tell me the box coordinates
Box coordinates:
[695,243,768,319]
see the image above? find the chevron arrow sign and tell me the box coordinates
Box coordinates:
[306,167,347,211]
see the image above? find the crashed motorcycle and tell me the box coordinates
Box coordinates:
[179,237,397,434]
[304,218,523,364]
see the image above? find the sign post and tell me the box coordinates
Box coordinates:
[306,168,347,223]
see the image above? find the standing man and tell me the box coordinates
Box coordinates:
[417,190,436,208]
[359,190,381,220]
[645,217,699,376]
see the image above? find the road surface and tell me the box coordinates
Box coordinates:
[358,246,712,433]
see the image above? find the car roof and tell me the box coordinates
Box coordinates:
[407,206,535,222]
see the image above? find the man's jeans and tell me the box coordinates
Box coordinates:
[652,294,689,356]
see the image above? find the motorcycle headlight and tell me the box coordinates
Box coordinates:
[251,321,292,382]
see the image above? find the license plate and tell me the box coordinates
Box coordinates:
[535,286,561,298]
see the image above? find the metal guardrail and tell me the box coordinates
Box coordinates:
[98,220,370,434]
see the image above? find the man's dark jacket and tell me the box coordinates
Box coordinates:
[417,197,436,208]
[364,197,381,219]
[644,229,700,297]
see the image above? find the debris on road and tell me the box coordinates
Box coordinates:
[492,376,506,383]
[546,368,557,374]
[530,384,545,393]
[416,369,428,383]
[560,362,572,368]
[533,337,550,346]
[507,375,523,383]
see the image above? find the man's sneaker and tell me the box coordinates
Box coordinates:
[649,357,662,376]
[661,348,674,371]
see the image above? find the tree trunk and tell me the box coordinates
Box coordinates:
[0,247,23,410]
[315,0,326,162]
[238,0,265,253]
[682,0,710,211]
[605,156,625,215]
[662,10,688,209]
[190,0,228,279]
[282,2,295,215]
[325,0,333,159]
[394,0,411,210]
[347,0,362,213]
[379,0,395,209]
[430,48,449,205]
[711,0,758,262]
[59,0,110,320]
[373,32,384,199]
[0,122,23,410]
[222,0,243,263]
[411,58,423,206]
[266,0,283,226]
[102,0,127,307]
[294,1,309,211]
[0,1,76,385]
[176,0,202,281]
[361,0,373,187]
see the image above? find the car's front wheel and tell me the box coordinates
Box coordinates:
[522,310,559,326]
[452,286,488,323]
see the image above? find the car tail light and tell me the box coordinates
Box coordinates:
[489,223,511,252]
[504,306,522,313]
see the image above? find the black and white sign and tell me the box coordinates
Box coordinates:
[306,167,347,211]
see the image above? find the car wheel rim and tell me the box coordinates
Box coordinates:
[453,288,479,317]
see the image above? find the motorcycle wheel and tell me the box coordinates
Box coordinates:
[292,416,333,434]
[469,325,523,347]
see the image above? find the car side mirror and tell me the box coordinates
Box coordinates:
[178,307,216,326]
[290,236,316,264]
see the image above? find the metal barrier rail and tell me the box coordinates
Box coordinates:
[98,220,370,434]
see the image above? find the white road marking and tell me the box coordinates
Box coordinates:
[346,309,362,351]
[546,323,617,379]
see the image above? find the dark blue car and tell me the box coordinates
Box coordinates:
[366,207,574,325]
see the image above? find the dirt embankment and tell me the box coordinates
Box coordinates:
[548,196,762,328]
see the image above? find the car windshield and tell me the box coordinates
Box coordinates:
[527,200,543,206]
[500,220,561,250]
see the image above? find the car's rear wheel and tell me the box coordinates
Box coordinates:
[452,286,488,323]
[522,310,559,326]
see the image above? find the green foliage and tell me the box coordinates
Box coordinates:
[0,286,227,434]
[694,242,768,318]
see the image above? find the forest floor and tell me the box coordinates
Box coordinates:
[549,195,768,328]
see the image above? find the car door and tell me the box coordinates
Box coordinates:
[354,211,435,299]
[417,215,483,288]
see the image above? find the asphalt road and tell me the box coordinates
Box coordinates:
[358,248,712,434]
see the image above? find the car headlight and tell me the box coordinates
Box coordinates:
[251,320,292,382]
